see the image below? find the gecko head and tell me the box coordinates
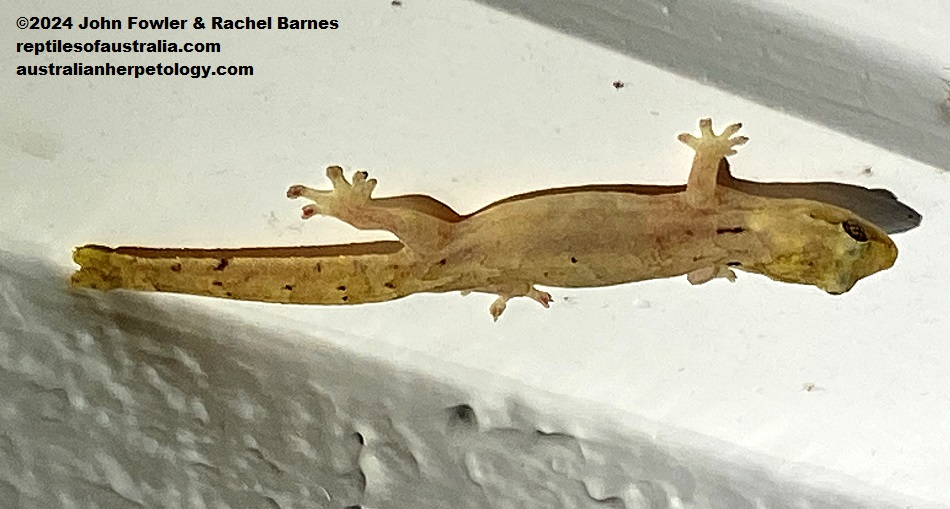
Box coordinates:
[746,202,897,294]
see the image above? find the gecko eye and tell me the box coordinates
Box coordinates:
[842,220,869,242]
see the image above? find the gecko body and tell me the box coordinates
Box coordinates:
[72,120,899,319]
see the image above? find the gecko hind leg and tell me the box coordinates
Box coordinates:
[288,166,454,254]
[678,119,748,207]
[487,285,552,321]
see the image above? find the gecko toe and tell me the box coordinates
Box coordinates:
[489,297,508,321]
[721,122,743,138]
[538,292,552,308]
[352,171,369,185]
[301,204,318,219]
[361,178,378,198]
[677,133,699,148]
[326,165,347,186]
[528,287,553,308]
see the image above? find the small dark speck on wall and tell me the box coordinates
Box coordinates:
[446,404,477,427]
[534,428,576,439]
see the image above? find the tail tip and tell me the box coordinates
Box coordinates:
[70,244,121,290]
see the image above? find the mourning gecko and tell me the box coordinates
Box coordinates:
[71,119,899,319]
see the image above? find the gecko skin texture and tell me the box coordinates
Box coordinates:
[72,119,899,320]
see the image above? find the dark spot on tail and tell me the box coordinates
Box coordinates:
[570,256,578,264]
[727,261,741,266]
[213,259,229,271]
[384,281,396,289]
[284,284,293,291]
[170,263,182,272]
[212,281,223,286]
[226,291,233,297]
[316,263,322,273]
[337,285,347,291]
[342,296,349,302]
[438,258,447,266]
[716,226,745,234]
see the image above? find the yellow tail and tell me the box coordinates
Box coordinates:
[71,242,425,305]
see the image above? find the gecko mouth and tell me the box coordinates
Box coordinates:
[823,273,859,295]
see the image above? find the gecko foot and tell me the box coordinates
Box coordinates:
[677,118,748,159]
[487,285,552,321]
[287,166,377,220]
[686,266,737,285]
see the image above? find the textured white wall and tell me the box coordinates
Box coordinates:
[2,0,948,507]
[1,251,916,508]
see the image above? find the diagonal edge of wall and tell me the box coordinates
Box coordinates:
[470,0,950,172]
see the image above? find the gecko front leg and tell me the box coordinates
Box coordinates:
[678,118,748,208]
[288,166,454,255]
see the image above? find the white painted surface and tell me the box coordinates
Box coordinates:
[2,0,948,507]
[472,0,950,171]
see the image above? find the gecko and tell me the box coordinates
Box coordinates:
[71,119,900,320]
